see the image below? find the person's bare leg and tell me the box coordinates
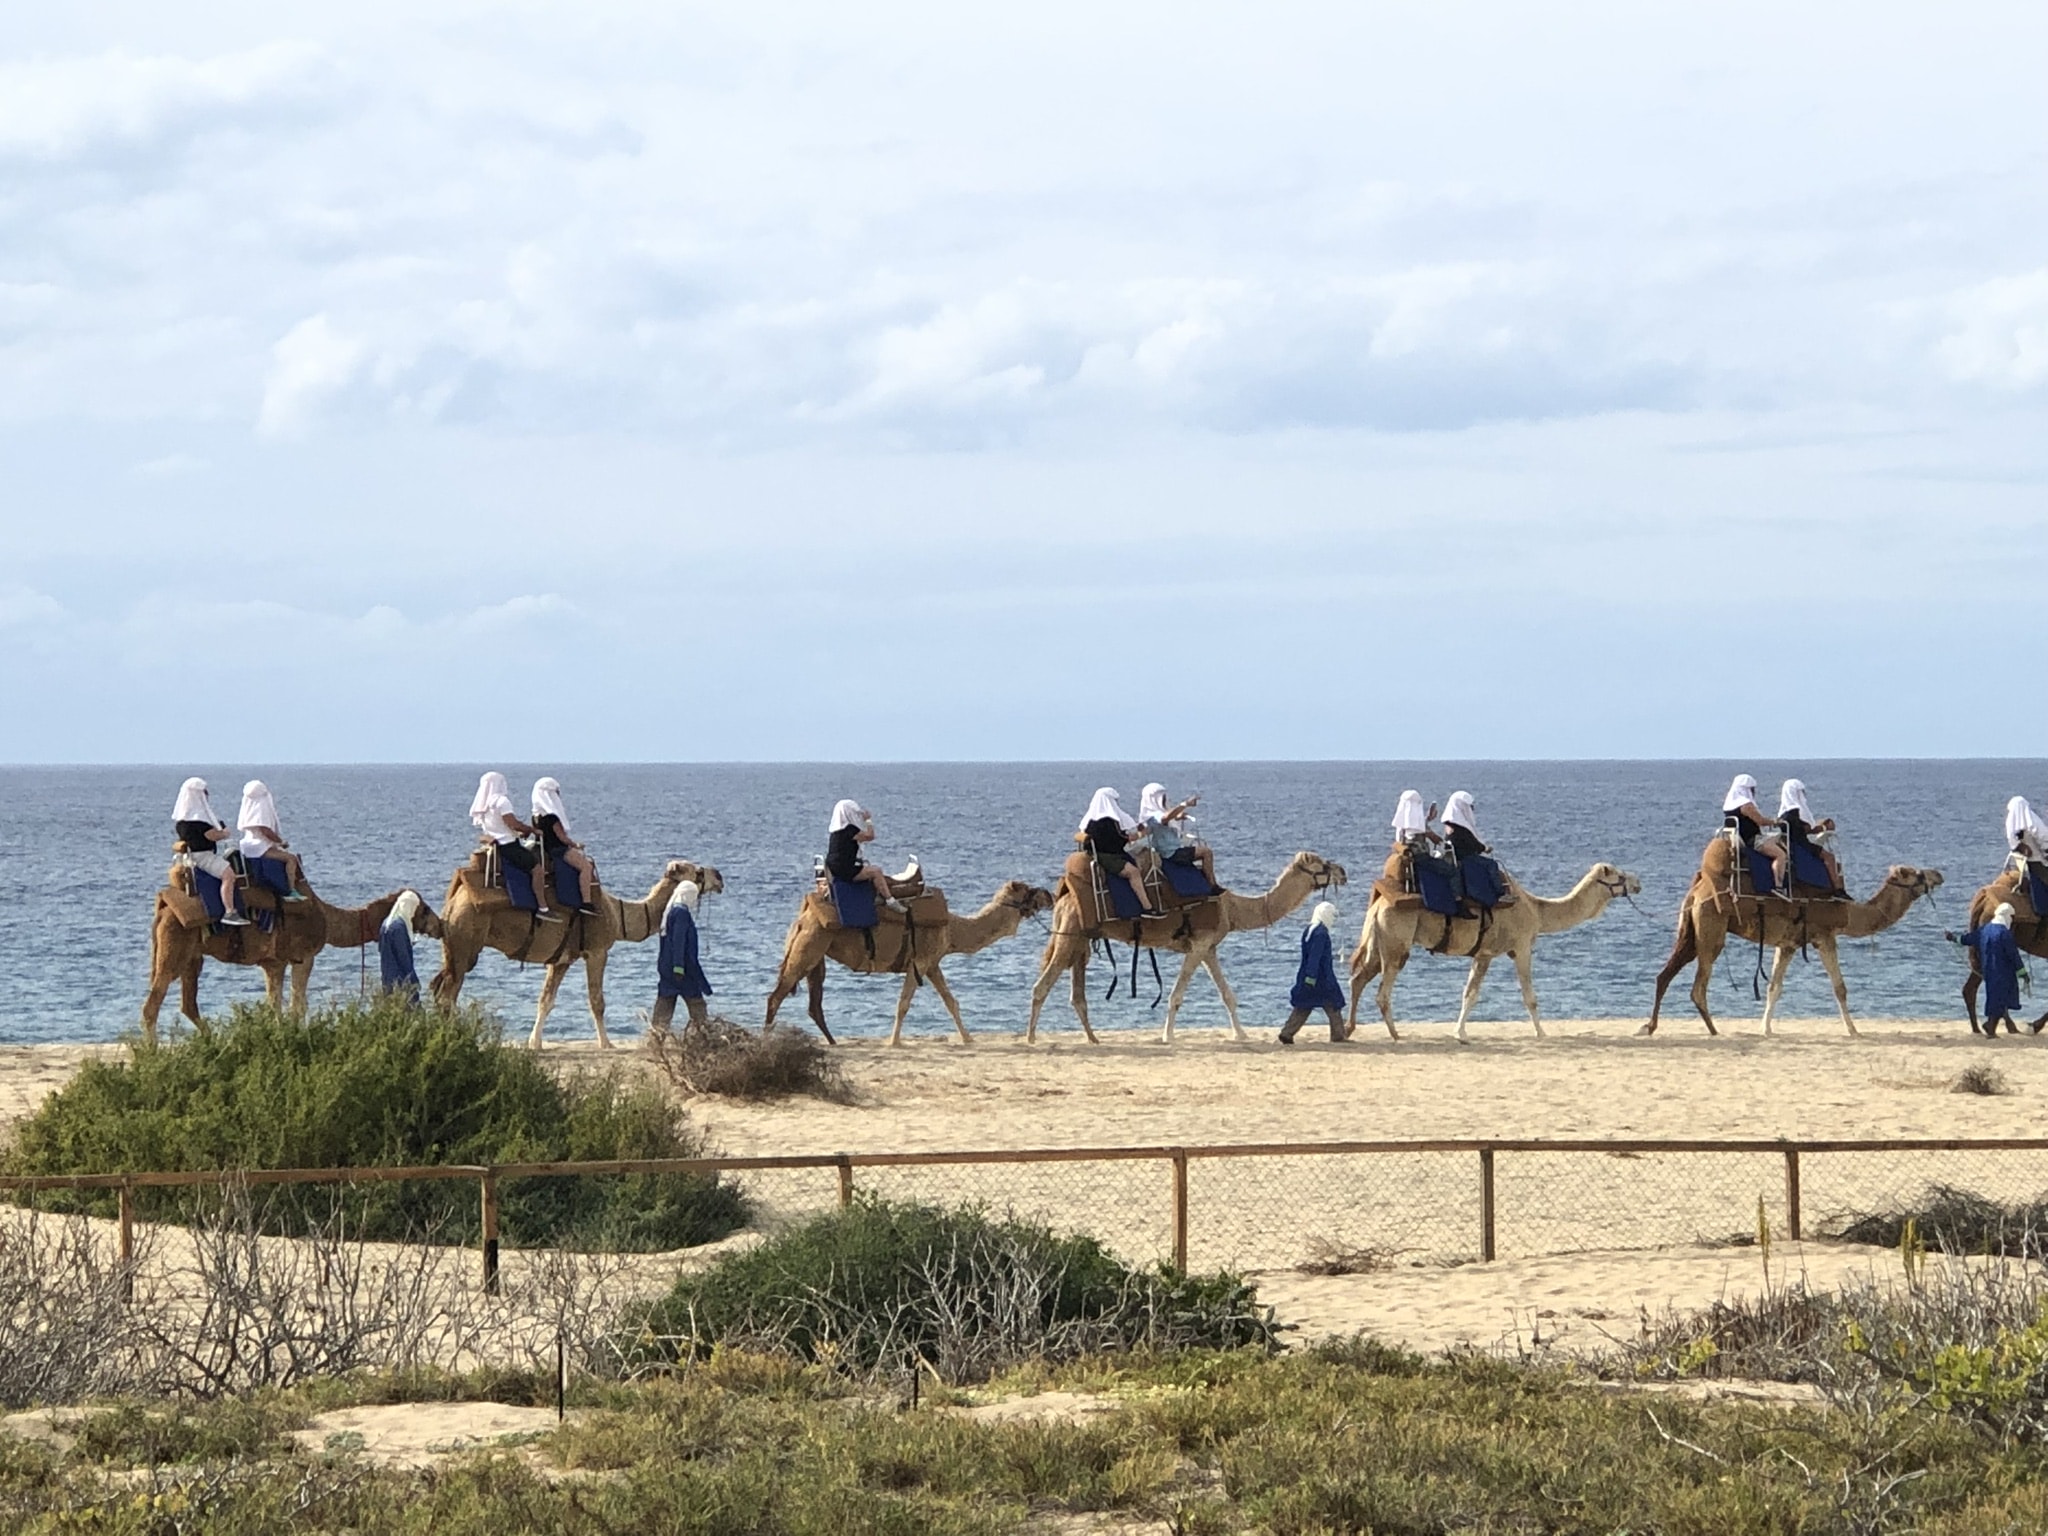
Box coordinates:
[1197,847,1216,885]
[1123,867,1150,907]
[568,848,596,906]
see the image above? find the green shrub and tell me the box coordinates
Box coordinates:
[1,997,746,1250]
[630,1199,1274,1383]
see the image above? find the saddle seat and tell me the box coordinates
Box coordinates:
[801,886,952,967]
[1060,850,1226,938]
[453,844,600,913]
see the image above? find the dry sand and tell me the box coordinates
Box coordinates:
[0,1016,2036,1357]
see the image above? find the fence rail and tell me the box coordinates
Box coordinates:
[6,1136,2043,1294]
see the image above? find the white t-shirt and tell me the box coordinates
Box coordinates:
[240,829,281,860]
[479,793,521,845]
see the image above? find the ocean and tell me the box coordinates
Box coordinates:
[0,761,2022,1046]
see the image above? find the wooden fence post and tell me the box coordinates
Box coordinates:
[1479,1148,1496,1261]
[1171,1151,1189,1272]
[480,1169,501,1295]
[117,1180,135,1303]
[1783,1149,1802,1241]
[837,1156,854,1209]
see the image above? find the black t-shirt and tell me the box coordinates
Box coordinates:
[537,813,571,855]
[175,820,220,854]
[1724,808,1760,847]
[1782,809,1814,847]
[1447,823,1485,860]
[826,824,864,880]
[1083,817,1130,859]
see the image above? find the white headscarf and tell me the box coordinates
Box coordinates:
[1391,790,1428,840]
[1138,783,1168,824]
[173,777,219,825]
[531,776,569,830]
[1081,787,1135,832]
[667,879,700,916]
[1723,774,1759,813]
[1778,779,1813,822]
[237,780,278,833]
[1309,900,1338,932]
[829,799,866,834]
[2006,796,2048,854]
[1994,903,2017,928]
[392,890,422,926]
[470,772,511,829]
[1442,791,1478,835]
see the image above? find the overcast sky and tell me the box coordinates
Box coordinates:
[2,1,2043,761]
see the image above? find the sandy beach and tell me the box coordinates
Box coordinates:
[0,1016,2033,1355]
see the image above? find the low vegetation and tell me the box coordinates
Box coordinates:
[644,1013,851,1102]
[1951,1063,2012,1096]
[0,997,746,1250]
[1827,1185,2048,1262]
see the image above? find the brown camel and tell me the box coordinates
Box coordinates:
[1956,866,2048,1034]
[1642,864,1943,1037]
[1025,851,1348,1044]
[1346,863,1641,1041]
[141,868,438,1043]
[430,856,722,1049]
[764,881,1056,1045]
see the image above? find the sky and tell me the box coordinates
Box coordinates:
[1,0,2044,762]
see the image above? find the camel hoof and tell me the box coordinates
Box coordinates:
[1635,1022,1657,1037]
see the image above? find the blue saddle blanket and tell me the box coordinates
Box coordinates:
[1746,849,1777,897]
[503,860,540,912]
[1458,854,1507,911]
[1159,857,1214,899]
[246,856,293,897]
[1103,869,1146,921]
[193,870,271,931]
[2026,864,2048,917]
[553,860,583,909]
[1790,842,1833,891]
[1413,857,1462,917]
[831,877,878,929]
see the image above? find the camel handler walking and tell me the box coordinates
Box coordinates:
[651,880,713,1032]
[379,890,424,1002]
[1278,901,1347,1044]
[1949,903,2029,1039]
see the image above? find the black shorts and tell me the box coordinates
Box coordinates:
[1095,849,1131,877]
[498,839,540,872]
[1164,846,1199,866]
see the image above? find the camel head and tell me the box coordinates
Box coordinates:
[1590,864,1642,902]
[1883,865,1944,901]
[1291,852,1349,893]
[404,891,444,939]
[992,880,1057,919]
[664,859,725,896]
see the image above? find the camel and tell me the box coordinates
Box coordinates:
[1025,851,1348,1044]
[1955,866,2048,1034]
[141,868,438,1044]
[1346,863,1642,1041]
[1641,864,1944,1037]
[764,880,1057,1045]
[430,856,722,1049]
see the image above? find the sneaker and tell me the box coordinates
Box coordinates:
[219,912,252,927]
[282,890,309,903]
[535,909,564,924]
[575,904,600,916]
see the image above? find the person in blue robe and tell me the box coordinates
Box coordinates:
[379,890,424,1001]
[651,880,713,1031]
[1279,902,1347,1044]
[1951,903,2026,1038]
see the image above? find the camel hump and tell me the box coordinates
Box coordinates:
[158,884,211,930]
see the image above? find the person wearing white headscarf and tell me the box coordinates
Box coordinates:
[531,776,598,912]
[1391,791,1433,847]
[825,799,896,906]
[1133,782,1215,887]
[1078,788,1161,916]
[378,890,425,1001]
[468,771,558,918]
[1951,901,2028,1037]
[1776,778,1844,895]
[2007,797,2048,864]
[651,879,714,1031]
[1279,900,1347,1043]
[171,778,250,925]
[1437,791,1514,910]
[235,780,309,901]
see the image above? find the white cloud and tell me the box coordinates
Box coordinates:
[257,314,367,436]
[0,586,65,627]
[1936,268,2048,390]
[0,43,324,160]
[131,452,206,478]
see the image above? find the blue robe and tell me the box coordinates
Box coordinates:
[1289,924,1346,1011]
[657,904,712,1000]
[1963,922,2023,1016]
[378,914,419,997]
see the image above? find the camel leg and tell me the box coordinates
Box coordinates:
[924,963,969,1044]
[1200,951,1243,1038]
[1028,933,1095,1044]
[765,929,835,1040]
[1160,951,1202,1043]
[1374,943,1409,1041]
[530,962,570,1049]
[260,961,286,1012]
[802,963,835,1044]
[1346,936,1383,1041]
[1687,927,1725,1037]
[1513,945,1544,1037]
[1641,917,1699,1037]
[1760,946,1794,1036]
[889,969,920,1047]
[1069,959,1099,1043]
[180,963,203,1027]
[1453,956,1493,1043]
[1814,935,1858,1037]
[291,959,312,1016]
[585,949,610,1049]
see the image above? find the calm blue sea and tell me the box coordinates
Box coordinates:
[0,762,2022,1046]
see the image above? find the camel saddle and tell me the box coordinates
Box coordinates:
[1060,851,1226,939]
[800,887,951,970]
[160,862,297,931]
[453,846,602,912]
[1370,845,1510,920]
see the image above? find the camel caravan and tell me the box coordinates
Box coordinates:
[146,765,2048,1049]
